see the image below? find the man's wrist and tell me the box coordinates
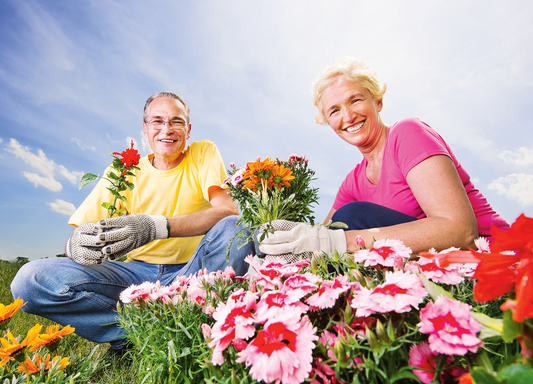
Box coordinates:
[152,215,170,239]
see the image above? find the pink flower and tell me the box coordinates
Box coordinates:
[254,291,308,323]
[355,235,365,248]
[352,239,412,268]
[120,281,156,303]
[209,289,258,365]
[288,154,305,162]
[474,237,491,253]
[282,273,322,298]
[306,275,358,310]
[409,342,441,384]
[405,256,463,285]
[201,324,212,343]
[237,313,318,384]
[418,296,482,355]
[230,168,245,186]
[246,256,308,290]
[351,271,427,316]
[229,162,236,168]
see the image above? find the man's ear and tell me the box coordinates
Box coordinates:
[187,124,192,139]
[142,123,149,139]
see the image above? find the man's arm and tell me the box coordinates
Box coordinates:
[166,186,239,237]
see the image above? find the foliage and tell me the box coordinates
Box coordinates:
[120,214,533,384]
[223,155,319,250]
[78,140,140,218]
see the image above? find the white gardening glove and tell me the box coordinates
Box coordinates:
[65,223,106,265]
[96,214,169,260]
[258,220,347,257]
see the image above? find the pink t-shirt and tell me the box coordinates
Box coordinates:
[333,117,509,237]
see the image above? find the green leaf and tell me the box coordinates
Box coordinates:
[101,202,112,209]
[498,364,533,383]
[79,173,98,189]
[107,171,119,180]
[390,370,419,383]
[470,367,501,384]
[471,312,503,340]
[502,309,522,343]
[418,273,454,301]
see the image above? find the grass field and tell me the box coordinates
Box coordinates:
[0,258,139,383]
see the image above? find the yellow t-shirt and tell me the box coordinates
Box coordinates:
[69,140,228,264]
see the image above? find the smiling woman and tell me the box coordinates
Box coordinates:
[259,57,510,258]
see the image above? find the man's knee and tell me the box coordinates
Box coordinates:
[11,260,41,312]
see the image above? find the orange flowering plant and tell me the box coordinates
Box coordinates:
[222,155,319,246]
[79,140,140,218]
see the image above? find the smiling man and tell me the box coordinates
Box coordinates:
[11,92,252,358]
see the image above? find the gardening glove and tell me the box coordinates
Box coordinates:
[258,220,347,259]
[65,223,106,265]
[96,214,169,260]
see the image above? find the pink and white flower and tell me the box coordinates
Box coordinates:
[120,281,156,304]
[409,342,454,384]
[246,256,308,290]
[209,289,259,365]
[237,313,318,384]
[406,256,463,285]
[306,275,358,310]
[418,296,482,355]
[352,239,412,268]
[351,271,427,317]
[282,273,322,298]
[255,290,309,323]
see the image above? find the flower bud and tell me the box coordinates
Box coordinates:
[365,325,380,353]
[334,340,347,367]
[375,319,390,345]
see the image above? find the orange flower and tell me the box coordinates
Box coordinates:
[242,158,275,183]
[457,372,473,384]
[16,352,69,374]
[242,176,264,192]
[31,324,75,352]
[0,298,25,331]
[270,164,294,189]
[0,324,42,366]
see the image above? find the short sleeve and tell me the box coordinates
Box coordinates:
[390,117,452,175]
[195,141,229,201]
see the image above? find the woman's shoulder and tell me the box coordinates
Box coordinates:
[388,117,443,144]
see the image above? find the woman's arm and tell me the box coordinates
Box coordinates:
[344,155,478,254]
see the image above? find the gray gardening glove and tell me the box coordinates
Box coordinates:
[96,214,169,260]
[259,220,347,261]
[65,223,106,265]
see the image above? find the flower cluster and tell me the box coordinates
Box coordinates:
[223,155,319,229]
[120,214,533,384]
[79,140,141,217]
[0,298,73,380]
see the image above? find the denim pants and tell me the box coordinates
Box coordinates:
[330,201,418,230]
[11,215,252,348]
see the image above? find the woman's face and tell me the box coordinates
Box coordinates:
[321,77,385,149]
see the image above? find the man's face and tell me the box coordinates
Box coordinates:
[143,97,191,160]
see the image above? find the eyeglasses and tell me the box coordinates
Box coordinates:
[144,119,187,129]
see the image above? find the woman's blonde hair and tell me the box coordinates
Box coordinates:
[312,57,387,125]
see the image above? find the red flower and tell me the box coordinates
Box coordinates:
[472,251,519,303]
[113,140,140,168]
[491,214,533,256]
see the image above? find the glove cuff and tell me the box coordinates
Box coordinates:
[329,229,347,253]
[151,215,169,239]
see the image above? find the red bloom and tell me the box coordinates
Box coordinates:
[472,251,519,303]
[113,140,140,168]
[491,214,533,256]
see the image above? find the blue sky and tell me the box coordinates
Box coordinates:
[1,0,532,261]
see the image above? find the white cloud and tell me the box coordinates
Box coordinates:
[47,199,76,216]
[498,147,533,166]
[71,137,96,151]
[488,174,533,207]
[139,131,150,154]
[23,171,62,191]
[5,138,82,190]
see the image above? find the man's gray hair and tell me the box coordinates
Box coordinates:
[143,92,190,123]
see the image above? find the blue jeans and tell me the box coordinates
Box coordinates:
[11,215,252,348]
[330,201,418,230]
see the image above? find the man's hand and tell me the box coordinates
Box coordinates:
[96,214,169,260]
[65,223,106,265]
[258,220,347,256]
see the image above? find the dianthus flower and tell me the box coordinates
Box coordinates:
[237,311,318,384]
[406,256,463,285]
[352,239,412,268]
[120,281,156,304]
[418,296,482,355]
[254,290,309,323]
[351,270,427,317]
[306,274,358,310]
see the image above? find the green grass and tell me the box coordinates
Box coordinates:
[1,259,140,383]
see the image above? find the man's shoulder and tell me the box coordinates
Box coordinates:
[187,140,218,152]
